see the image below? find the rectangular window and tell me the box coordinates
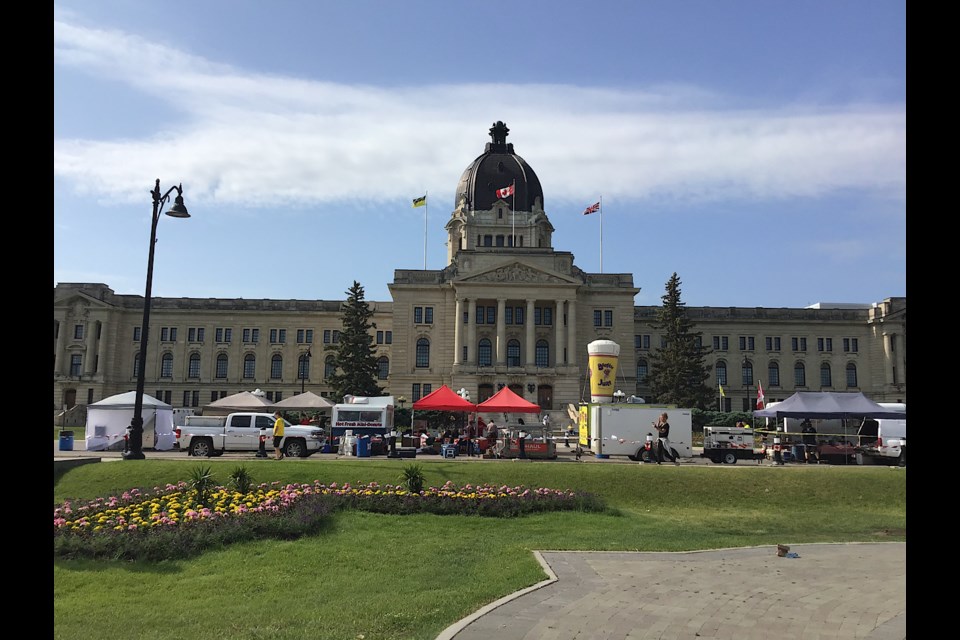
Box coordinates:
[476,306,485,324]
[74,324,84,340]
[183,391,190,407]
[765,336,781,351]
[825,338,832,352]
[739,336,754,351]
[161,328,169,341]
[593,310,601,327]
[385,331,392,344]
[422,383,432,396]
[170,327,177,341]
[603,310,613,327]
[134,327,141,342]
[543,307,553,326]
[792,337,806,352]
[324,329,331,343]
[297,329,312,343]
[188,327,204,342]
[843,337,859,353]
[332,330,340,343]
[251,328,259,343]
[412,383,421,401]
[817,338,824,352]
[216,328,232,343]
[639,335,649,349]
[462,345,468,362]
[243,328,252,343]
[192,390,199,407]
[70,354,82,376]
[463,310,469,325]
[425,307,433,324]
[414,307,423,324]
[800,337,807,351]
[486,306,496,325]
[377,331,384,344]
[515,307,524,325]
[505,307,514,324]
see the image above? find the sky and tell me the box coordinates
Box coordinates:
[53,1,906,309]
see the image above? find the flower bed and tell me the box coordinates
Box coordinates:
[53,479,603,561]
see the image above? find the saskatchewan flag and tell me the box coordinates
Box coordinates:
[412,195,427,208]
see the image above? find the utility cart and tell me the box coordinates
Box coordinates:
[700,425,766,464]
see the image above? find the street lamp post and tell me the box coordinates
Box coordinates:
[301,348,312,394]
[123,179,191,460]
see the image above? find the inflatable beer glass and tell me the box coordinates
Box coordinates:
[587,339,620,403]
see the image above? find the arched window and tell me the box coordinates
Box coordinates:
[820,363,832,388]
[768,362,780,387]
[298,353,310,380]
[535,339,549,367]
[741,360,753,386]
[478,338,492,367]
[794,362,806,387]
[215,353,228,379]
[324,356,336,380]
[243,354,256,379]
[133,353,140,378]
[270,354,283,380]
[160,353,173,378]
[377,356,389,380]
[507,339,521,367]
[715,361,727,387]
[416,338,430,368]
[637,358,648,383]
[188,353,201,379]
[846,363,858,388]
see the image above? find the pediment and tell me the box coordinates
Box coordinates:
[53,291,115,315]
[459,261,579,285]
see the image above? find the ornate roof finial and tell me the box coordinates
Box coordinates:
[489,121,510,147]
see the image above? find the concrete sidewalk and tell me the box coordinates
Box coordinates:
[438,542,906,640]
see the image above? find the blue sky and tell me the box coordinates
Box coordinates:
[54,1,905,308]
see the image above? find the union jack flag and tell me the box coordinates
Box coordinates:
[583,201,600,215]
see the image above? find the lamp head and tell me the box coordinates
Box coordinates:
[166,185,190,218]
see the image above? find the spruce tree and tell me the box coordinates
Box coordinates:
[646,272,714,409]
[325,281,383,400]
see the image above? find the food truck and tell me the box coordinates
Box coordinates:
[330,395,395,454]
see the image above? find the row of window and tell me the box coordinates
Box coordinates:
[630,334,864,354]
[129,327,397,345]
[130,352,394,383]
[415,338,555,368]
[632,359,859,388]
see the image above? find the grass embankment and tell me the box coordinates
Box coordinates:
[54,460,905,640]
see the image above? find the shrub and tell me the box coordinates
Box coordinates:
[400,464,425,494]
[228,466,254,494]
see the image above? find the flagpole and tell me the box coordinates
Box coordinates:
[599,195,603,273]
[511,179,516,248]
[423,190,428,270]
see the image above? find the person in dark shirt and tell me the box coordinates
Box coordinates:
[653,412,680,465]
[801,419,818,464]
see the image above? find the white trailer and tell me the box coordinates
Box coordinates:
[578,403,693,461]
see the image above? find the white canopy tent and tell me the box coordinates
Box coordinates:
[85,391,176,451]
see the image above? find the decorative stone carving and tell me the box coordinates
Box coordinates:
[467,263,566,284]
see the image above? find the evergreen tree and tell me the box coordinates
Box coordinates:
[325,281,382,400]
[646,272,714,409]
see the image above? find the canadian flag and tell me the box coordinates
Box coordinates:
[756,380,765,410]
[495,184,515,199]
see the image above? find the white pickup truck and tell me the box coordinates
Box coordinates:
[175,412,324,458]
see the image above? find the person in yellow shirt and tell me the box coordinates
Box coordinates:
[273,411,286,460]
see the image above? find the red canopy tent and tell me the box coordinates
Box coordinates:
[476,386,541,413]
[412,384,477,411]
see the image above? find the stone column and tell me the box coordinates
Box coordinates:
[526,298,536,366]
[97,319,109,375]
[496,298,506,365]
[554,300,564,365]
[54,319,65,375]
[567,299,577,369]
[467,299,477,365]
[84,320,96,375]
[454,297,463,365]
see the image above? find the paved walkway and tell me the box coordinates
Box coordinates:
[438,543,906,640]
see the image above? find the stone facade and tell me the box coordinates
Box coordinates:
[52,123,906,415]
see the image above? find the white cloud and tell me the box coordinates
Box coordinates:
[54,17,906,215]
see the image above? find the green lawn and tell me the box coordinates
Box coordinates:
[54,459,906,640]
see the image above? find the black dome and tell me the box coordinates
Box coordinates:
[454,121,544,212]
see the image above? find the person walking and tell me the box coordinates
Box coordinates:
[463,418,475,457]
[653,412,680,465]
[272,411,286,460]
